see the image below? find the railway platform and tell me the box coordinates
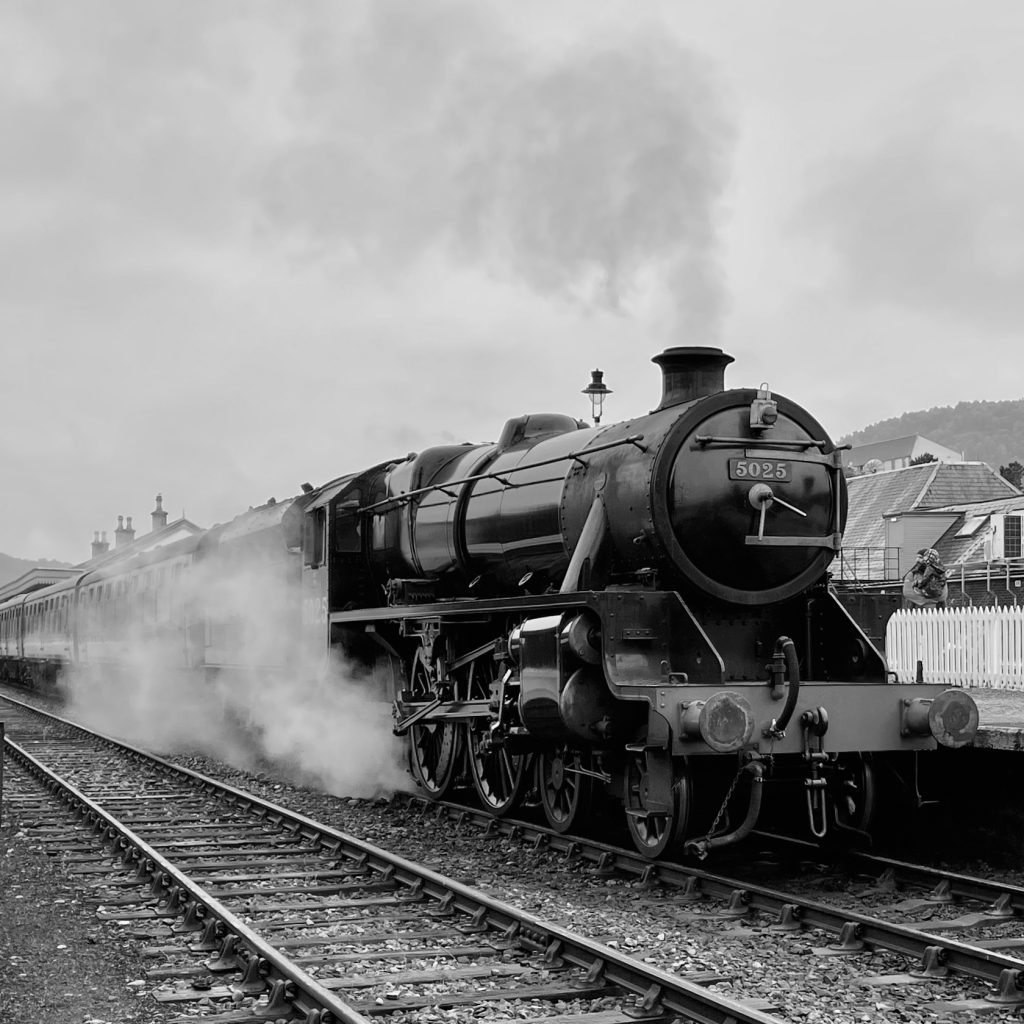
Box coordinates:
[967,687,1024,750]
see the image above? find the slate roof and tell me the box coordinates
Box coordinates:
[925,493,1024,565]
[73,517,204,570]
[844,434,961,466]
[0,566,80,605]
[843,462,1020,550]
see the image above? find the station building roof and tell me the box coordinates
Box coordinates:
[844,462,1020,551]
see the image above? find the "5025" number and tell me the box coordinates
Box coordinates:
[728,458,791,481]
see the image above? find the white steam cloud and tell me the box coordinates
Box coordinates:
[58,544,412,799]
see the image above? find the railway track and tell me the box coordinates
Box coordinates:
[0,694,780,1024]
[4,689,1024,1019]
[381,798,1024,1016]
[397,796,1024,1013]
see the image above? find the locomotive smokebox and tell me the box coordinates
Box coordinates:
[652,347,734,410]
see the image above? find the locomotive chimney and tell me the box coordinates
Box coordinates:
[652,347,734,410]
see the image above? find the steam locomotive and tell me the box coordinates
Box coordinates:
[0,347,979,859]
[298,347,979,857]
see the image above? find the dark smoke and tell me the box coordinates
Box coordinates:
[260,2,734,333]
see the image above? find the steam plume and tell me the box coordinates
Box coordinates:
[261,2,734,332]
[58,547,412,799]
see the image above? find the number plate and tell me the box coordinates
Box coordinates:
[729,458,792,482]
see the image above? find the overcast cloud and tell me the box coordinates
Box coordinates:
[2,0,1023,562]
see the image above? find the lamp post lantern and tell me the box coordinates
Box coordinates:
[582,368,612,425]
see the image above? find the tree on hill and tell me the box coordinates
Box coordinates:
[909,452,937,466]
[1000,461,1024,489]
[840,397,1024,470]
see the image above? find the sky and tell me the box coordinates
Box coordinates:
[3,0,1024,563]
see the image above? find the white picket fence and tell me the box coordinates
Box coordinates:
[886,607,1024,690]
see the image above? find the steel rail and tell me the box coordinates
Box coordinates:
[751,830,1024,915]
[0,696,783,1024]
[409,796,1024,989]
[3,733,370,1024]
[854,851,1024,913]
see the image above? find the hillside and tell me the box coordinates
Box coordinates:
[840,397,1024,470]
[0,553,72,588]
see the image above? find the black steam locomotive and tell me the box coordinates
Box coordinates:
[299,348,979,858]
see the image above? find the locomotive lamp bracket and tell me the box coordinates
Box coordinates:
[749,383,778,431]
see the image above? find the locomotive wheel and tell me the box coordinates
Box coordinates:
[407,648,462,800]
[537,747,593,834]
[624,739,689,859]
[831,753,876,835]
[469,734,529,816]
[462,655,529,815]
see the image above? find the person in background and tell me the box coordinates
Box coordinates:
[903,547,949,608]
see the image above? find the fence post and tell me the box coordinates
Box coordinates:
[1,721,5,827]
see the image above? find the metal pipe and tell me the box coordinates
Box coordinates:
[765,635,801,738]
[682,761,765,860]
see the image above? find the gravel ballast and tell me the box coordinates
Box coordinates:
[2,684,1019,1024]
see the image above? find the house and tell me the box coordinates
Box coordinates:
[838,461,1020,581]
[0,495,204,603]
[844,434,963,474]
[0,566,80,606]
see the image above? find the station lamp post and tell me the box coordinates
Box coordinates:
[582,368,612,425]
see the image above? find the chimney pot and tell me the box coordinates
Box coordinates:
[114,515,132,547]
[151,493,168,532]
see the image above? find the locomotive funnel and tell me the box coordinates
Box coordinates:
[652,347,734,410]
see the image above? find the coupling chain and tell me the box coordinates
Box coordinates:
[707,759,745,839]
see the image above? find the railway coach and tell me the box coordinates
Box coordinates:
[0,496,310,689]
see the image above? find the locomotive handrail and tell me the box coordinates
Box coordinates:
[356,434,647,513]
[693,434,837,451]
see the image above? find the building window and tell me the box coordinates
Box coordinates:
[1006,515,1022,559]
